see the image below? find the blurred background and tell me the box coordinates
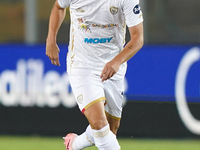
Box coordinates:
[0,0,200,149]
[1,0,200,44]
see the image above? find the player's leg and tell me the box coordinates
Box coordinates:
[65,100,120,150]
[84,100,108,129]
[70,105,121,150]
[64,74,98,150]
[64,73,120,150]
[84,101,121,150]
[105,112,121,135]
[67,100,107,150]
[103,78,124,135]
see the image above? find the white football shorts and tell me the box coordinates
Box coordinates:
[68,71,124,120]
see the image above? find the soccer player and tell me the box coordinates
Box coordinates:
[46,0,143,149]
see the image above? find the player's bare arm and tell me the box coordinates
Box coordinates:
[101,22,144,81]
[46,0,66,66]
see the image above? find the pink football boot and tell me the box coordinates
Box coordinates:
[63,133,78,150]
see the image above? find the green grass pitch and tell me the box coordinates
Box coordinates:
[0,136,200,150]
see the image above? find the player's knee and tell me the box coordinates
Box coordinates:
[90,119,108,130]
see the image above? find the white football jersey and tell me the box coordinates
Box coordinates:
[58,0,143,80]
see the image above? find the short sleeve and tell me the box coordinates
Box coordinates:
[58,0,72,8]
[122,0,143,27]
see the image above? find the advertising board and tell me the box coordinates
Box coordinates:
[0,44,200,137]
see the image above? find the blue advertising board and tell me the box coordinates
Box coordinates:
[126,45,200,102]
[0,44,200,107]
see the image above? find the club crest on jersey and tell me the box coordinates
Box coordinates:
[77,94,83,104]
[110,7,118,15]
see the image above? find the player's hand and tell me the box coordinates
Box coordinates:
[46,43,60,66]
[100,60,120,82]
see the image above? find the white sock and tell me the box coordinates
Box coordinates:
[92,124,120,150]
[85,124,95,144]
[72,125,95,150]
